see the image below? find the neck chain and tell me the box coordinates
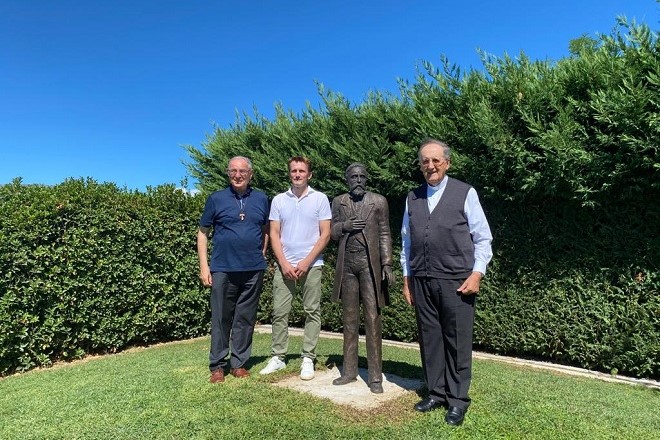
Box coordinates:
[235,195,246,221]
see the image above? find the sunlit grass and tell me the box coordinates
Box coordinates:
[1,333,658,439]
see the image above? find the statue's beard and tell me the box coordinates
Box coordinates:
[350,186,365,198]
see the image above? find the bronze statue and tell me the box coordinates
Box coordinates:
[331,163,393,394]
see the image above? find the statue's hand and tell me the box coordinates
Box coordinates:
[350,219,366,231]
[342,219,354,232]
[343,218,365,232]
[382,265,394,285]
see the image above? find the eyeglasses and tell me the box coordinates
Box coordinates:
[420,157,448,168]
[227,169,250,176]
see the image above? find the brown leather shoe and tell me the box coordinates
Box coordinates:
[210,369,225,383]
[230,367,250,378]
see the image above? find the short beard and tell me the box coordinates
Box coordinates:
[349,186,366,198]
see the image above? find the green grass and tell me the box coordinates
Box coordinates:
[1,333,658,440]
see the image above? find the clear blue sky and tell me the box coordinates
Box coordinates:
[1,1,658,191]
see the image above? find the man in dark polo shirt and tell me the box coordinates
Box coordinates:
[400,139,493,426]
[197,156,269,383]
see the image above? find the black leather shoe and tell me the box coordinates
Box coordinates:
[445,406,466,426]
[414,397,445,412]
[332,375,357,385]
[369,382,383,394]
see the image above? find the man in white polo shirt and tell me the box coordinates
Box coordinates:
[260,156,331,380]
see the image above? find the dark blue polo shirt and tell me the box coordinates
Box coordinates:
[199,186,269,272]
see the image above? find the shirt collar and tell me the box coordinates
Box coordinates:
[427,176,448,195]
[286,185,315,198]
[230,185,252,198]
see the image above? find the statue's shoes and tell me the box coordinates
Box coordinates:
[332,375,357,385]
[369,382,383,394]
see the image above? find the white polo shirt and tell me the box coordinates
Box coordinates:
[269,186,332,266]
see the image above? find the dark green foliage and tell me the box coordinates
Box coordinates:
[475,199,659,378]
[187,18,659,379]
[0,178,208,375]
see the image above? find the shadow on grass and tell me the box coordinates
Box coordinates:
[322,354,423,377]
[244,355,270,371]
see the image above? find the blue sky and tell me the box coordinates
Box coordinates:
[1,1,658,191]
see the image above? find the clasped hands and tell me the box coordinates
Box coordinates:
[281,259,311,280]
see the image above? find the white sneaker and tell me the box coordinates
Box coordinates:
[259,356,285,375]
[300,357,315,380]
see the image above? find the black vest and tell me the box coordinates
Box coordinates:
[407,177,474,279]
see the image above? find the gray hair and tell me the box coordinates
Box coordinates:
[227,156,253,170]
[418,138,451,162]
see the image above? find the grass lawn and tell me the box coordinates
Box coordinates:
[1,333,658,440]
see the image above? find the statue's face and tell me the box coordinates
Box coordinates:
[347,166,368,197]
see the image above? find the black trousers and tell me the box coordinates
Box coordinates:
[209,270,264,371]
[340,249,382,385]
[412,276,475,410]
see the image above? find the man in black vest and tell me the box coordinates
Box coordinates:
[400,139,493,426]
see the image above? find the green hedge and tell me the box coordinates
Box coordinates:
[0,179,208,374]
[474,199,658,377]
